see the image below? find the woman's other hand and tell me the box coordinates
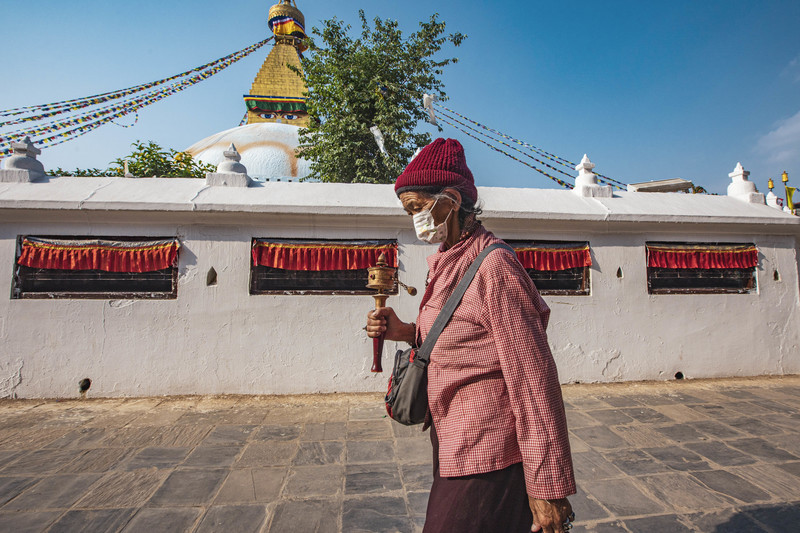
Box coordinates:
[529,497,573,533]
[366,307,415,344]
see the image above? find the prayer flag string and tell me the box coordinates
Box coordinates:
[434,113,574,189]
[432,102,628,188]
[0,38,273,156]
[0,37,272,126]
[436,108,578,181]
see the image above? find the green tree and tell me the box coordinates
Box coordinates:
[296,11,464,183]
[47,141,215,178]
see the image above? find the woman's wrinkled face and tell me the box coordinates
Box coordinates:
[399,192,436,216]
[399,191,458,225]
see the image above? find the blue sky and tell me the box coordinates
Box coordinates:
[3,0,799,194]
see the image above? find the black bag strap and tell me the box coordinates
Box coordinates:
[415,243,515,364]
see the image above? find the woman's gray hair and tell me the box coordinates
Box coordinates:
[429,188,483,228]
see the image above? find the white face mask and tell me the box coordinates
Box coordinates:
[413,199,452,244]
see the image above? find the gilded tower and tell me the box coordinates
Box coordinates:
[244,1,309,127]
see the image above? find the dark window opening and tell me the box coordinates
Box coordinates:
[645,241,757,294]
[647,267,756,294]
[525,266,590,295]
[250,239,398,295]
[507,240,591,296]
[11,235,179,299]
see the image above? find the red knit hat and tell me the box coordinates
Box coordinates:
[394,138,478,203]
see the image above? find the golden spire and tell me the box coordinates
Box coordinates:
[243,1,309,126]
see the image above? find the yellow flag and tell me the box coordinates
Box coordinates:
[787,186,796,211]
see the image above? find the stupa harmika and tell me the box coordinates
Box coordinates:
[186,0,311,180]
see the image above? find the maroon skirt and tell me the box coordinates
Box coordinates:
[423,424,533,533]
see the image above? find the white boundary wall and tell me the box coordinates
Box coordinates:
[0,178,798,398]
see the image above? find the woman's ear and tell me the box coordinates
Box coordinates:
[443,188,462,212]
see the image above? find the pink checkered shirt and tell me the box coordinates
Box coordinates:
[416,225,576,499]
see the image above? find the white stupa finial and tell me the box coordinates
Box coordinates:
[573,154,611,197]
[1,136,46,182]
[726,162,764,204]
[206,143,251,187]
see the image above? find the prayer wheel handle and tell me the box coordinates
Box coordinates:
[366,253,416,372]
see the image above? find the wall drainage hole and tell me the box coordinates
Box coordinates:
[674,372,684,380]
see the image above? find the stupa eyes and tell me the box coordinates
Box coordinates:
[256,112,303,121]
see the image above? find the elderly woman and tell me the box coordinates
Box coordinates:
[366,138,575,533]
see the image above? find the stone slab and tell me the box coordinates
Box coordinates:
[619,407,673,424]
[347,421,392,440]
[345,463,402,495]
[202,425,257,446]
[683,440,757,466]
[571,426,627,450]
[0,476,40,506]
[728,463,800,500]
[183,446,242,468]
[723,417,787,436]
[147,469,228,506]
[685,420,744,440]
[569,488,609,521]
[685,508,766,532]
[214,467,286,503]
[572,451,625,481]
[302,422,347,441]
[147,424,212,447]
[195,504,267,533]
[347,440,395,464]
[122,447,190,471]
[2,448,85,475]
[250,425,302,442]
[4,474,102,511]
[689,470,771,503]
[342,495,413,533]
[76,469,168,508]
[726,437,799,462]
[0,510,62,533]
[580,478,664,517]
[585,409,634,426]
[399,463,432,492]
[600,449,666,476]
[292,441,344,465]
[633,472,732,511]
[121,507,202,532]
[216,467,285,503]
[48,508,137,533]
[59,448,137,473]
[745,503,800,531]
[236,442,298,467]
[283,465,343,498]
[622,514,694,532]
[652,423,706,443]
[642,446,711,471]
[268,499,338,533]
[44,427,107,449]
[395,437,432,465]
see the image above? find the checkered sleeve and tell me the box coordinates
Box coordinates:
[481,250,576,499]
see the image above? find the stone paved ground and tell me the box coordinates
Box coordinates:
[0,376,798,532]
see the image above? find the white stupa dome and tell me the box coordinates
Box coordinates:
[186,123,310,181]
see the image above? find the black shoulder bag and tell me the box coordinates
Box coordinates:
[385,243,514,425]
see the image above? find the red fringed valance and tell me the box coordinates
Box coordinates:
[513,244,591,271]
[647,244,758,269]
[18,237,180,273]
[253,240,398,271]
